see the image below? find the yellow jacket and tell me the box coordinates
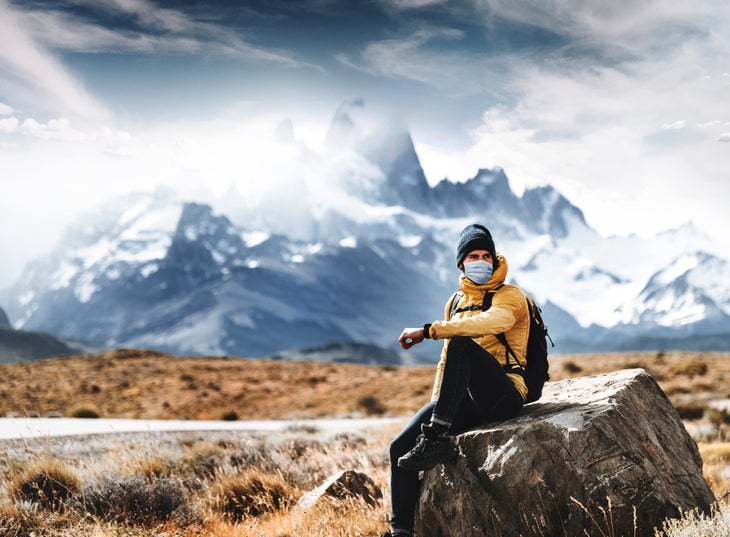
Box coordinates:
[426,253,529,401]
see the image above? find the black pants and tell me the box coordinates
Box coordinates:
[388,336,524,534]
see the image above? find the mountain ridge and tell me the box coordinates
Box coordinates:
[1,102,728,359]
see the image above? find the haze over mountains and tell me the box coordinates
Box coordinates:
[1,100,729,363]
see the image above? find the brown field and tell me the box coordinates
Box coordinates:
[1,349,729,421]
[1,349,729,536]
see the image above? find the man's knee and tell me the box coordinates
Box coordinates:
[389,437,404,460]
[389,427,414,459]
[448,335,472,355]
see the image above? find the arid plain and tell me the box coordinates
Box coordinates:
[1,350,728,536]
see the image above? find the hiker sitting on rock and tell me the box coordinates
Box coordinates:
[383,223,530,537]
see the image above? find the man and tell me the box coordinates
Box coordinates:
[382,223,530,537]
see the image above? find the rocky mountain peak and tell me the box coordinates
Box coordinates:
[521,184,588,237]
[1,101,727,358]
[324,98,366,150]
[0,306,10,329]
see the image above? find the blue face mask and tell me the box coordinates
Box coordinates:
[463,260,493,285]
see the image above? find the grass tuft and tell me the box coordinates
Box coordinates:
[656,503,730,537]
[211,468,299,521]
[10,459,81,512]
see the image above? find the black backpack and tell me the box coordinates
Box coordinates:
[449,285,554,403]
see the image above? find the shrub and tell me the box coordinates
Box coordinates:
[77,474,192,526]
[357,395,386,416]
[656,503,730,537]
[0,501,43,537]
[69,405,100,418]
[220,410,239,421]
[211,468,298,521]
[669,361,708,379]
[562,361,583,374]
[706,408,730,427]
[674,403,705,420]
[10,459,80,511]
[178,442,229,479]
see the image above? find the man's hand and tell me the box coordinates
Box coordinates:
[398,327,425,350]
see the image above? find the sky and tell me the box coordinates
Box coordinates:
[1,0,729,284]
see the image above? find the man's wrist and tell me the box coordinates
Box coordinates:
[422,323,432,339]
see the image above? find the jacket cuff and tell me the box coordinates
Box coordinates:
[422,323,432,339]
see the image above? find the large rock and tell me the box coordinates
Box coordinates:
[416,369,715,537]
[296,470,382,510]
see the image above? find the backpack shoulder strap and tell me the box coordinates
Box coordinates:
[448,291,463,321]
[479,283,504,311]
[450,284,507,320]
[482,285,522,370]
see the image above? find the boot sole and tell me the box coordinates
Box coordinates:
[397,449,457,472]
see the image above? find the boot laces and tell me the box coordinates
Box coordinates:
[411,434,429,455]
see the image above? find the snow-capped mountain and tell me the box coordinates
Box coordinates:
[615,252,730,332]
[0,305,96,363]
[0,189,450,358]
[1,101,728,359]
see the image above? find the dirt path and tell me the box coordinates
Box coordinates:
[0,416,406,440]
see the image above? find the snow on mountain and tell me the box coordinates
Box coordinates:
[615,252,730,330]
[1,191,451,358]
[563,221,717,283]
[1,100,728,357]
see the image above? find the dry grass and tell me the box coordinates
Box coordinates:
[699,443,730,503]
[0,425,396,536]
[1,349,729,423]
[8,458,81,511]
[656,503,730,537]
[0,349,434,420]
[1,349,729,536]
[210,468,299,521]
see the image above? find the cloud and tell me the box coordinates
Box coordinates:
[0,101,16,115]
[0,116,18,133]
[380,0,449,11]
[473,1,726,55]
[104,0,201,33]
[18,117,88,142]
[458,55,730,239]
[337,24,497,96]
[698,120,722,128]
[719,133,730,143]
[0,0,111,122]
[16,0,321,70]
[662,120,686,131]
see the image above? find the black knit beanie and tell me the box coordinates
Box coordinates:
[456,224,495,268]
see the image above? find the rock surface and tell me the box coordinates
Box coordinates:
[416,369,716,537]
[296,470,381,510]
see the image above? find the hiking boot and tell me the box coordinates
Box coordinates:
[397,423,457,472]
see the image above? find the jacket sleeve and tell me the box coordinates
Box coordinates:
[429,285,526,341]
